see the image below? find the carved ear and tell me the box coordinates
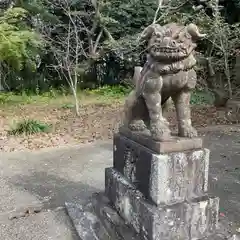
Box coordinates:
[140,24,160,42]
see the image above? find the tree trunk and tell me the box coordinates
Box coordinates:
[205,59,229,107]
[73,89,80,117]
[0,64,5,92]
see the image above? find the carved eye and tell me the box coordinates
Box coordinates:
[171,40,177,46]
[155,32,162,38]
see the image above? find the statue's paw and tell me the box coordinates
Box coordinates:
[129,120,147,131]
[179,126,198,138]
[150,121,171,141]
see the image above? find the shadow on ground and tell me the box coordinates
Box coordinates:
[10,172,99,209]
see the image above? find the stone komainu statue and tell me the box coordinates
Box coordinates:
[123,23,206,141]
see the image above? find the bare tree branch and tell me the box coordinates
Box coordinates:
[93,29,103,54]
[40,0,116,115]
[153,0,190,23]
[153,0,164,24]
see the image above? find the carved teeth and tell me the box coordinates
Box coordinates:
[154,48,179,53]
[151,45,188,58]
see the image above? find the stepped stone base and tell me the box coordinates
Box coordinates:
[65,192,239,240]
[114,133,209,205]
[65,130,239,240]
[105,167,219,240]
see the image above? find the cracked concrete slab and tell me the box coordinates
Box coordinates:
[0,131,239,239]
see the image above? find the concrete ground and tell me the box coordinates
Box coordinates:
[0,127,240,239]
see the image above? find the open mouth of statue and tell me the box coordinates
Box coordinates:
[152,47,187,54]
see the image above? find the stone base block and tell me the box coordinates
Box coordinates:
[114,133,209,205]
[119,126,203,154]
[66,193,141,240]
[65,192,239,240]
[105,167,219,240]
[202,232,239,240]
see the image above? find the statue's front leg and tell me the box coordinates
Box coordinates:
[172,90,197,138]
[142,75,171,141]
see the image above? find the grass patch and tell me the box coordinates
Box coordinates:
[85,85,131,98]
[0,87,214,109]
[0,92,53,106]
[190,90,215,105]
[61,103,75,109]
[8,119,51,136]
[0,93,30,105]
[0,85,131,107]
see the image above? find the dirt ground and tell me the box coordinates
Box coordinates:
[0,94,233,152]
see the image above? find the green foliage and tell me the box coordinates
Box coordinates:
[61,103,75,109]
[93,0,157,84]
[0,94,12,104]
[0,7,43,71]
[190,90,215,105]
[8,119,51,135]
[15,0,59,23]
[2,7,27,24]
[1,0,240,99]
[100,0,156,38]
[222,0,240,23]
[87,85,131,98]
[95,33,145,85]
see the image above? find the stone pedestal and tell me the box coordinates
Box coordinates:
[65,128,239,240]
[105,129,220,240]
[105,167,219,240]
[113,132,209,205]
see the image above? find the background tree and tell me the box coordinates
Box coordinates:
[0,7,43,91]
[1,0,240,113]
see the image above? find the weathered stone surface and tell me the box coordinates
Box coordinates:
[201,219,240,240]
[190,196,219,239]
[105,167,219,240]
[65,193,239,240]
[65,193,141,240]
[203,234,239,240]
[65,192,239,240]
[122,23,206,141]
[202,231,239,240]
[92,193,141,240]
[105,168,143,233]
[114,133,209,205]
[65,201,108,240]
[119,127,203,154]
